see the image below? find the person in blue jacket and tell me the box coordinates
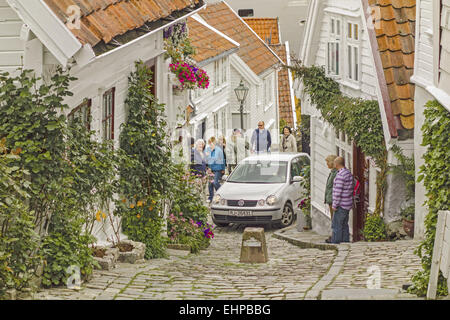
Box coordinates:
[205,137,225,202]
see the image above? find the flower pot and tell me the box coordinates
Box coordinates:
[172,86,185,96]
[402,219,414,238]
[114,240,146,264]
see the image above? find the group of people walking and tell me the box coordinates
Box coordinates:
[324,155,354,244]
[190,131,243,203]
[189,120,299,203]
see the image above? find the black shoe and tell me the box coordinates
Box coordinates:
[325,238,331,243]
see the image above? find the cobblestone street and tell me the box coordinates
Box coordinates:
[32,223,424,300]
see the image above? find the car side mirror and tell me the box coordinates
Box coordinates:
[291,176,304,183]
[221,175,228,182]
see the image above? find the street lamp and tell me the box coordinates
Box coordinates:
[234,80,249,131]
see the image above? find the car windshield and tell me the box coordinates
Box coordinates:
[228,160,288,184]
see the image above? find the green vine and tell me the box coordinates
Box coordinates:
[409,100,450,297]
[289,60,387,216]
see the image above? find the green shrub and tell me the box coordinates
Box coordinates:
[0,68,101,288]
[117,61,173,259]
[167,212,214,254]
[118,192,167,259]
[409,100,450,297]
[170,165,209,224]
[0,138,40,297]
[362,214,388,242]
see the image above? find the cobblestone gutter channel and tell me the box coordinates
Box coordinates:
[273,227,424,300]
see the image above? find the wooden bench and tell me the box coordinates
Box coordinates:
[427,210,450,299]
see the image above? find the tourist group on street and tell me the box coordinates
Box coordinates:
[188,120,298,203]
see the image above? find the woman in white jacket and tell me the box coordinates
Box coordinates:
[281,126,297,153]
[226,128,248,173]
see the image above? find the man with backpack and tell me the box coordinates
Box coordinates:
[329,156,354,244]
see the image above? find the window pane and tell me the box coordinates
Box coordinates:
[354,24,359,40]
[348,45,352,79]
[331,43,336,73]
[331,18,335,34]
[348,23,352,39]
[336,43,339,75]
[336,20,341,36]
[354,47,359,81]
[328,43,331,73]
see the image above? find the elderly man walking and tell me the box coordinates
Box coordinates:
[250,121,272,154]
[329,156,354,244]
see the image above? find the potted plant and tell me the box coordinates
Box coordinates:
[169,62,209,92]
[298,165,312,230]
[401,204,415,238]
[299,196,312,230]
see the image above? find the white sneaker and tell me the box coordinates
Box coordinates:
[206,199,211,203]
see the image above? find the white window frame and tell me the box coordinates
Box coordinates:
[334,129,353,172]
[433,0,442,86]
[213,112,219,137]
[214,57,228,92]
[367,159,381,214]
[220,107,227,136]
[263,75,274,111]
[327,15,342,77]
[346,21,361,83]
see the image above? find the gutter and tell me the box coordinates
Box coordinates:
[285,41,298,129]
[196,47,239,68]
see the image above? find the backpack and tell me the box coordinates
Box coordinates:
[353,177,361,206]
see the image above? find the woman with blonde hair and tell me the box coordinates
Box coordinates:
[324,154,338,243]
[191,139,206,177]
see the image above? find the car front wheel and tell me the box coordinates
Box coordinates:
[275,202,294,228]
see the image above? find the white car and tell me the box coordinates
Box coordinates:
[210,152,310,228]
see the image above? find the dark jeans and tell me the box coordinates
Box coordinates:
[331,207,350,244]
[208,170,223,201]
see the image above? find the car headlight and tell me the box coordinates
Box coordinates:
[266,195,278,206]
[257,199,265,206]
[213,194,221,204]
[220,198,226,206]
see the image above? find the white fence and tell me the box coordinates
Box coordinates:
[427,210,450,299]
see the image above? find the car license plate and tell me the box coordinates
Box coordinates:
[229,210,253,216]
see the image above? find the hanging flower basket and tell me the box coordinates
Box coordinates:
[169,61,210,91]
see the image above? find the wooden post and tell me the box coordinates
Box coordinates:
[240,227,269,263]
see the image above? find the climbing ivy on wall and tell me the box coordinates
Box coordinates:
[289,60,388,215]
[409,100,450,297]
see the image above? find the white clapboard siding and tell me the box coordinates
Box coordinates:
[0,0,24,72]
[415,0,435,83]
[311,117,335,206]
[427,210,450,299]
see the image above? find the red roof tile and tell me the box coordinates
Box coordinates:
[270,44,294,128]
[187,17,238,63]
[243,18,280,45]
[197,1,281,75]
[369,0,416,130]
[44,0,202,48]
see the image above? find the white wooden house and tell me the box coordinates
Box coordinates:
[0,0,206,244]
[185,14,240,143]
[296,0,416,240]
[411,0,450,239]
[194,1,284,149]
